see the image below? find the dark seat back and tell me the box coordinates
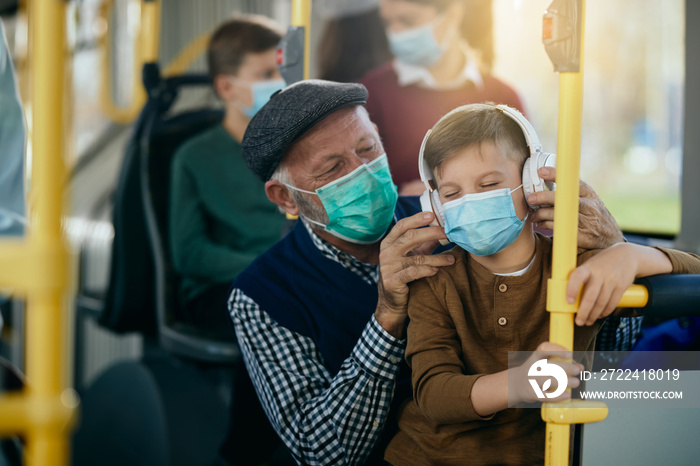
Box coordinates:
[101,134,157,335]
[102,63,239,363]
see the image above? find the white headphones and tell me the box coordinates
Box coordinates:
[419,104,556,233]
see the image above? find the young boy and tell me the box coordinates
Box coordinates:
[169,15,289,465]
[383,103,700,465]
[170,14,286,334]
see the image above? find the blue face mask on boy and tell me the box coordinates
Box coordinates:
[386,19,446,68]
[443,185,527,256]
[237,78,285,118]
[284,154,399,244]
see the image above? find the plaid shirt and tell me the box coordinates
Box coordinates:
[230,222,640,465]
[229,221,403,465]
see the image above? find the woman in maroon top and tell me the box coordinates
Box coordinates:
[361,0,525,195]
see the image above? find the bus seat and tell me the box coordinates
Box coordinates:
[101,63,239,364]
[100,133,157,335]
[72,359,229,466]
[72,361,169,466]
[635,274,700,320]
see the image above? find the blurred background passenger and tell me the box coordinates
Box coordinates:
[316,0,392,83]
[0,18,26,339]
[0,18,25,238]
[169,15,286,337]
[169,15,290,465]
[361,0,524,195]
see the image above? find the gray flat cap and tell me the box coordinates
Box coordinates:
[241,79,369,182]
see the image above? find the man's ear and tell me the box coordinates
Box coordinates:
[213,74,236,101]
[265,180,300,216]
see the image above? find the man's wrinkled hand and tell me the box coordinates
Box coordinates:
[528,167,624,249]
[375,212,454,338]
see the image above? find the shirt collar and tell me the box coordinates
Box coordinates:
[393,50,484,90]
[300,219,379,286]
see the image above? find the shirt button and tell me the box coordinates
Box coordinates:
[373,420,380,428]
[498,317,508,326]
[499,284,508,293]
[390,356,399,364]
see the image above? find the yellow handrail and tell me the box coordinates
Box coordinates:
[98,0,161,124]
[162,31,211,77]
[285,0,312,221]
[291,0,312,80]
[0,1,77,466]
[542,1,609,464]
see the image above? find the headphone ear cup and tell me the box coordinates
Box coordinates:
[420,190,438,224]
[523,153,556,208]
[429,190,451,246]
[430,190,445,227]
[419,189,450,245]
[523,157,536,207]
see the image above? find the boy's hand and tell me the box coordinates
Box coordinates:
[511,342,582,405]
[528,167,625,248]
[376,212,454,338]
[568,243,637,326]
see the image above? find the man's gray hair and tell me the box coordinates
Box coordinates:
[270,161,330,226]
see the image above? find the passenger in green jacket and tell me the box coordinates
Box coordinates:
[169,14,286,337]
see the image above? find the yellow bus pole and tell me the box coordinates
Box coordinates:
[541,1,607,464]
[0,1,76,465]
[285,0,311,222]
[291,0,311,80]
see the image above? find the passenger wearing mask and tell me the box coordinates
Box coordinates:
[384,103,700,465]
[228,80,624,465]
[169,16,289,465]
[361,0,524,196]
[0,18,26,337]
[169,15,286,336]
[0,19,26,237]
[363,0,642,354]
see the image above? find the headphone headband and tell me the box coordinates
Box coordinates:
[418,104,543,191]
[417,103,555,228]
[494,104,543,156]
[418,129,435,192]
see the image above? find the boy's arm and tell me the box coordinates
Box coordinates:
[568,243,692,326]
[471,343,582,416]
[406,279,580,422]
[406,278,490,424]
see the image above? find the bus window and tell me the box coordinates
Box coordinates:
[492,0,684,236]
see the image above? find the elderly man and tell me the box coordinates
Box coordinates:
[229,80,627,465]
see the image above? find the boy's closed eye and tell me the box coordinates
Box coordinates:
[442,189,460,200]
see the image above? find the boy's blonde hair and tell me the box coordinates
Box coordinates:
[424,103,529,182]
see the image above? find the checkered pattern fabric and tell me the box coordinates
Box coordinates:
[229,224,402,465]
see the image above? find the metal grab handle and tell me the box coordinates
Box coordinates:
[623,274,700,317]
[98,0,161,124]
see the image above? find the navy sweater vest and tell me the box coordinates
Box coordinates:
[234,196,421,375]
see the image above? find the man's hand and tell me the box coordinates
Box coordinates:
[528,167,625,249]
[376,212,454,338]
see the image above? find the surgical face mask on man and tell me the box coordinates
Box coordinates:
[386,15,448,68]
[283,154,399,244]
[231,77,285,118]
[443,185,528,256]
